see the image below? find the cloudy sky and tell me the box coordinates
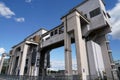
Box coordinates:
[0,0,120,70]
[109,0,120,39]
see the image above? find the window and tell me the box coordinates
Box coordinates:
[50,32,53,36]
[59,26,64,34]
[90,7,101,18]
[103,11,106,17]
[107,13,111,18]
[55,29,58,35]
[46,37,50,40]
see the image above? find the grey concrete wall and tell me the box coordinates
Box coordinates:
[87,41,105,78]
[95,35,113,79]
[76,0,109,32]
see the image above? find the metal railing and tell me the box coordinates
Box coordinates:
[0,75,81,80]
[0,74,115,80]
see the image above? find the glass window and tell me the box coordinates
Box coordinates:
[46,37,50,40]
[103,11,106,17]
[55,29,58,35]
[50,32,53,36]
[59,26,64,34]
[90,7,101,18]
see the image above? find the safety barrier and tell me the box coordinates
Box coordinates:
[0,75,81,80]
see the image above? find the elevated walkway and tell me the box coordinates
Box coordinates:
[41,24,64,49]
[41,10,89,50]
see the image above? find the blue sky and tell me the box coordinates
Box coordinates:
[0,0,120,70]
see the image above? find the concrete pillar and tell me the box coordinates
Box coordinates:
[73,12,89,80]
[64,32,72,75]
[62,11,89,79]
[87,41,105,79]
[30,66,34,76]
[39,51,45,76]
[0,53,6,74]
[9,55,15,75]
[28,58,32,76]
[8,49,17,75]
[19,43,29,75]
[15,52,22,75]
[16,51,22,75]
[9,57,14,75]
[7,55,12,75]
[39,50,50,76]
[62,15,73,75]
[96,35,113,79]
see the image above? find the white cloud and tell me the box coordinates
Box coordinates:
[0,48,5,54]
[15,17,25,22]
[108,0,120,39]
[50,59,77,71]
[0,2,25,22]
[25,0,32,3]
[0,2,15,18]
[50,60,65,71]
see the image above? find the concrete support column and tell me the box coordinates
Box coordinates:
[87,40,105,79]
[30,66,34,76]
[7,56,12,75]
[16,52,22,75]
[8,49,16,75]
[74,13,89,80]
[96,35,113,79]
[10,55,16,75]
[62,11,89,79]
[28,59,32,76]
[19,43,29,75]
[64,32,72,75]
[0,53,6,74]
[62,15,73,75]
[39,50,50,76]
[39,50,47,76]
